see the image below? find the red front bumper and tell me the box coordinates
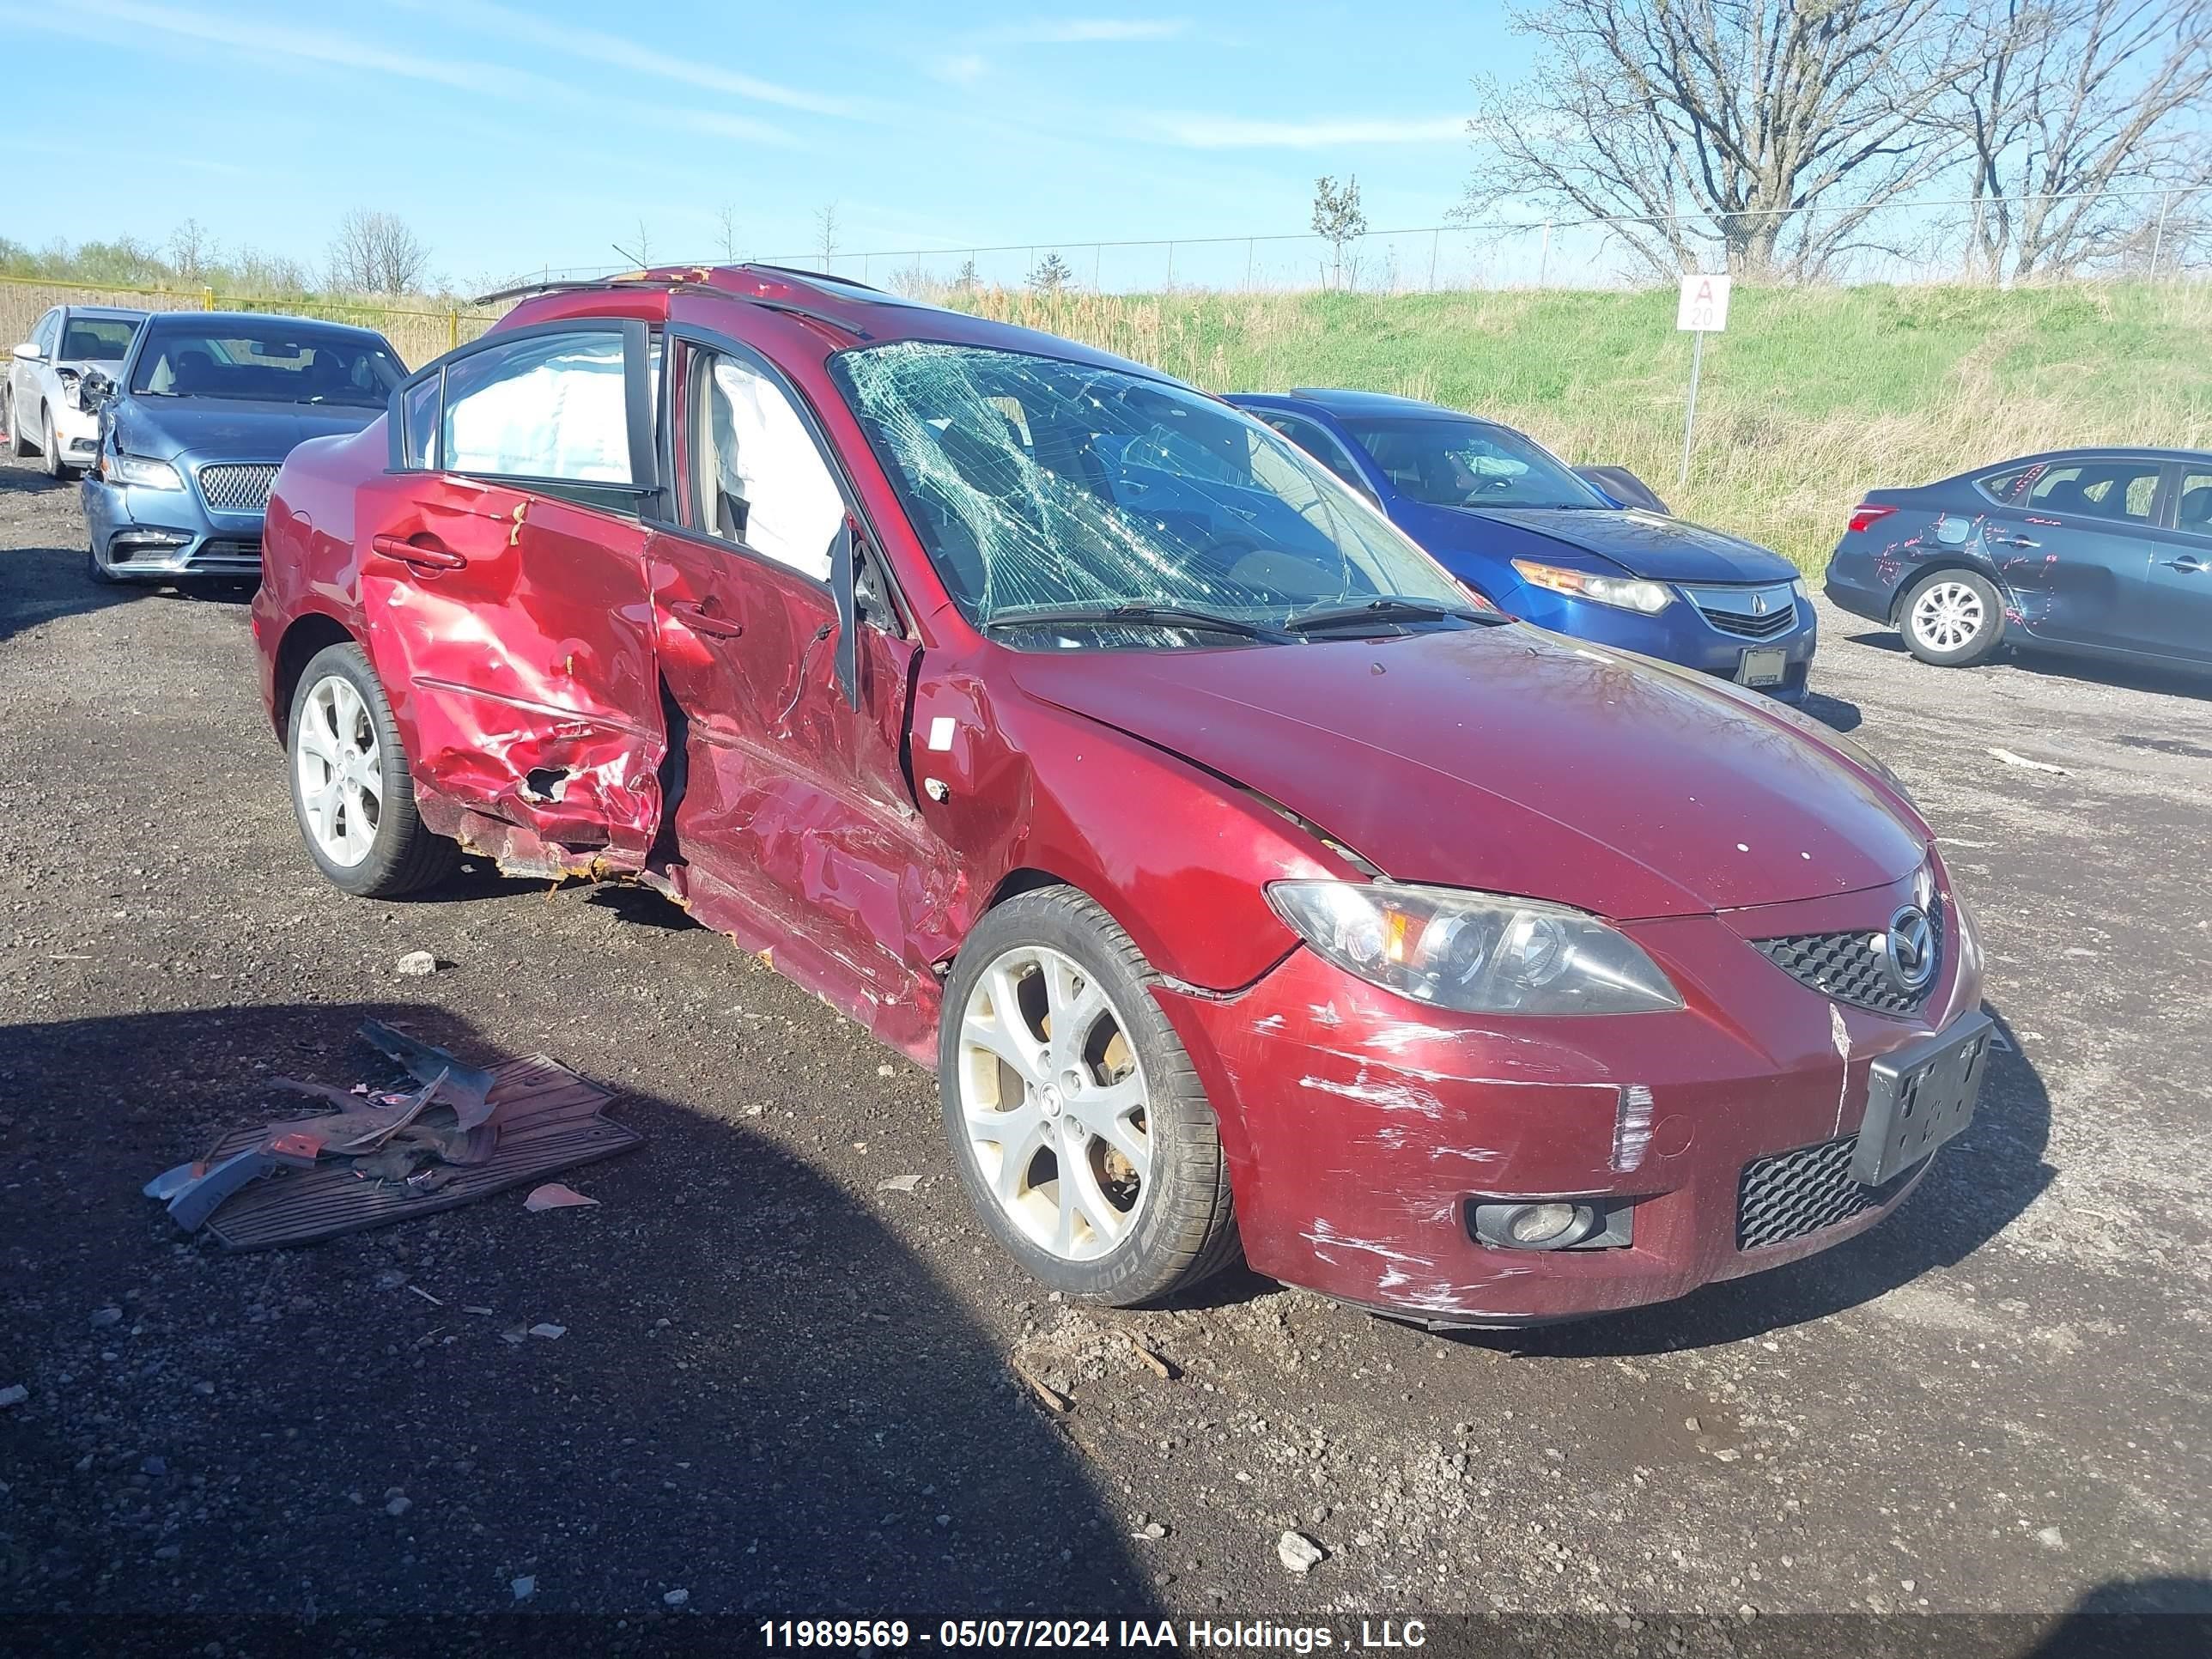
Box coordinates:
[1153,866,1983,1324]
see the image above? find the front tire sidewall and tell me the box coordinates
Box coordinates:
[939,890,1237,1307]
[1901,570,2002,667]
[286,642,448,898]
[41,406,68,480]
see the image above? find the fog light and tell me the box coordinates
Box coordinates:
[1509,1202,1580,1243]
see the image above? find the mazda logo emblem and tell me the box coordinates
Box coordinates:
[1882,906,1936,994]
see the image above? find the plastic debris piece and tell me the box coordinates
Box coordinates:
[524,1182,599,1212]
[877,1173,922,1194]
[1987,746,2067,775]
[357,1019,496,1129]
[462,1305,494,1316]
[406,1285,446,1307]
[528,1323,567,1340]
[511,1577,536,1601]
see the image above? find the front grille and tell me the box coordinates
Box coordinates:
[1682,581,1798,639]
[1738,1133,1916,1249]
[186,539,263,573]
[197,463,279,512]
[1753,906,1942,1017]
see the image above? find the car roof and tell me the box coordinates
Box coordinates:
[64,306,149,322]
[1937,444,2212,484]
[495,264,1181,386]
[138,310,390,342]
[1243,388,1486,422]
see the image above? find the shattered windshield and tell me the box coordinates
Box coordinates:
[1339,416,1606,510]
[830,342,1473,645]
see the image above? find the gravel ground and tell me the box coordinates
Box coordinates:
[3,455,2209,1642]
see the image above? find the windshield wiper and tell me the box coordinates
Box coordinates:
[981,604,1291,642]
[1285,596,1506,635]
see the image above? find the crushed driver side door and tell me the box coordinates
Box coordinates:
[357,319,666,874]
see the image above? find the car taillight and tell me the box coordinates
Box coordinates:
[1848,503,1897,534]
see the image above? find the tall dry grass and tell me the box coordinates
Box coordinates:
[958,283,2212,572]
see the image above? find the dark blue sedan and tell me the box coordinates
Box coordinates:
[80,312,404,584]
[1228,390,1815,702]
[1824,446,2212,675]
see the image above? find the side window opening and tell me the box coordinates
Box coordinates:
[687,347,846,582]
[2177,471,2211,537]
[442,331,630,484]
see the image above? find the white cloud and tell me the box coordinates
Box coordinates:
[928,52,990,86]
[410,0,867,118]
[995,18,1190,43]
[1139,112,1470,149]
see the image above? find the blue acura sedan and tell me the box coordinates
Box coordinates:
[1228,390,1816,702]
[80,312,405,584]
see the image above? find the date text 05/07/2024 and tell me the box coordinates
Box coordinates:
[757,1620,1431,1651]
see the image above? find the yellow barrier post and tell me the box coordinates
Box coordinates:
[447,307,459,351]
[202,286,215,311]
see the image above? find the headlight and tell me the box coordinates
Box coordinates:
[1511,559,1672,614]
[57,368,82,410]
[109,453,184,489]
[1791,576,1809,602]
[1266,881,1684,1017]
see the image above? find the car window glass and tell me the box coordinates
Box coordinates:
[61,318,137,362]
[441,331,630,483]
[1978,466,2032,502]
[690,349,845,580]
[1336,416,1606,509]
[2177,472,2212,538]
[401,375,440,469]
[35,312,61,355]
[830,341,1468,640]
[131,325,403,407]
[2026,460,2161,523]
[1261,413,1374,497]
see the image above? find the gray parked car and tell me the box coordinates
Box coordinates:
[80,311,404,583]
[6,305,146,478]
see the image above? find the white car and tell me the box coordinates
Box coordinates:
[6,305,147,479]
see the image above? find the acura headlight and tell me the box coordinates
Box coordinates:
[1511,559,1672,614]
[1266,881,1683,1017]
[109,453,184,489]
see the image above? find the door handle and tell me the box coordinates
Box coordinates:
[668,599,744,639]
[2164,555,2207,574]
[2000,534,2039,549]
[370,532,466,572]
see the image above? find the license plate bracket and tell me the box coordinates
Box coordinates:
[1850,1011,1992,1186]
[1737,645,1787,687]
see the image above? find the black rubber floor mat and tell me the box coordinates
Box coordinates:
[199,1055,641,1249]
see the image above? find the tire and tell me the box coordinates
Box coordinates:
[939,886,1243,1307]
[286,641,459,898]
[6,388,31,459]
[40,404,69,480]
[1899,568,2003,667]
[85,537,120,586]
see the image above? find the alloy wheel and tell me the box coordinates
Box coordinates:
[1909,579,1984,654]
[295,673,386,867]
[956,945,1153,1261]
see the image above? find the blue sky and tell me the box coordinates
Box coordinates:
[3,1,1527,289]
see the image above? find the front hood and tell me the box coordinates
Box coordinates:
[1011,627,1927,920]
[1432,505,1796,584]
[118,398,383,460]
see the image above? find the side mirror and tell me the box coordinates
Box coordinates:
[11,342,42,363]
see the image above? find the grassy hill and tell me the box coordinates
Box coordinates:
[958,283,2212,574]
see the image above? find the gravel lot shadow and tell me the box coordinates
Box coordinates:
[1841,627,2212,703]
[1477,1002,2054,1358]
[0,1002,1155,1621]
[0,501,253,647]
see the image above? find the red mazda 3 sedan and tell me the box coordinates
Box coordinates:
[251,265,1990,1326]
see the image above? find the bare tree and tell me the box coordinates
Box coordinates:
[953,257,981,294]
[167,219,214,284]
[1459,0,1972,279]
[1939,0,2212,279]
[326,210,432,295]
[1310,175,1367,289]
[716,204,743,262]
[815,202,842,270]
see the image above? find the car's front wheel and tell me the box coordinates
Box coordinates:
[287,641,459,898]
[939,887,1242,1307]
[1900,569,2003,666]
[40,405,70,481]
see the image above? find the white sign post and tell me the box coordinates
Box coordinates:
[1675,273,1731,488]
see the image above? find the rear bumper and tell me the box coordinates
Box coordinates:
[1157,866,1982,1326]
[1822,541,1899,625]
[81,473,264,578]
